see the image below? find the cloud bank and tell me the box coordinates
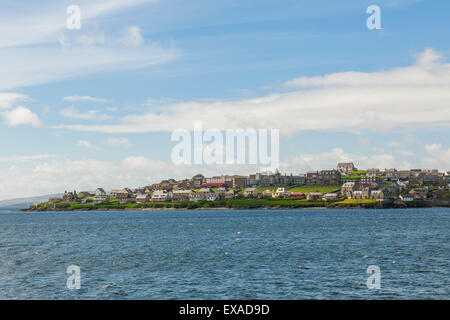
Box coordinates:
[55,48,450,136]
[0,94,41,127]
[1,144,447,201]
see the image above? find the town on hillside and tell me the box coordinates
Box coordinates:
[41,162,450,209]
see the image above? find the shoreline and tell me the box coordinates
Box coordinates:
[20,205,450,212]
[21,206,330,212]
[20,197,450,212]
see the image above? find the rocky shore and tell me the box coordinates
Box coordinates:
[21,199,446,212]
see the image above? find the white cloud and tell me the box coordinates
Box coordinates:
[119,26,144,47]
[0,154,62,163]
[0,93,28,110]
[281,148,413,172]
[0,1,178,90]
[76,140,100,150]
[63,96,108,103]
[107,137,132,147]
[284,48,446,88]
[60,107,112,120]
[0,154,276,200]
[0,156,231,200]
[55,48,450,136]
[0,41,178,90]
[69,26,143,48]
[423,144,450,170]
[424,143,442,153]
[75,33,107,46]
[0,93,41,127]
[404,134,418,144]
[1,106,42,127]
[395,150,414,157]
[0,0,157,48]
[0,144,447,200]
[386,141,403,148]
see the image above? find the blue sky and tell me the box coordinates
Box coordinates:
[0,0,449,199]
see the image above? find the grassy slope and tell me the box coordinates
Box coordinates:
[32,198,329,210]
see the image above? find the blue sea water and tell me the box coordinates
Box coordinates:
[0,208,449,300]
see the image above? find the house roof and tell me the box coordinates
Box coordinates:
[172,190,192,194]
[93,194,108,198]
[152,190,168,196]
[337,162,355,166]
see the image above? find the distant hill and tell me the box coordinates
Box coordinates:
[0,194,62,210]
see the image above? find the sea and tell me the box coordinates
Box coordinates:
[0,208,449,299]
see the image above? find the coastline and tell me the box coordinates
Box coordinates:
[20,206,329,212]
[21,203,449,212]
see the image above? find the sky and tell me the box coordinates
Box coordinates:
[0,0,449,200]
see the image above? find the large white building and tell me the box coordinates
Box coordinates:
[152,190,170,202]
[337,162,357,175]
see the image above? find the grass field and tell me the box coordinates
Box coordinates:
[335,199,378,204]
[348,170,367,175]
[32,198,330,210]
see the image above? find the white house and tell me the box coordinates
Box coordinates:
[370,190,386,201]
[95,188,107,196]
[322,193,338,201]
[152,190,170,202]
[243,187,259,198]
[136,193,150,204]
[190,192,206,202]
[341,182,356,198]
[171,190,192,202]
[93,195,109,205]
[306,192,322,201]
[273,187,290,198]
[399,194,414,202]
[337,162,356,174]
[206,193,219,201]
[215,187,228,198]
[224,190,235,199]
